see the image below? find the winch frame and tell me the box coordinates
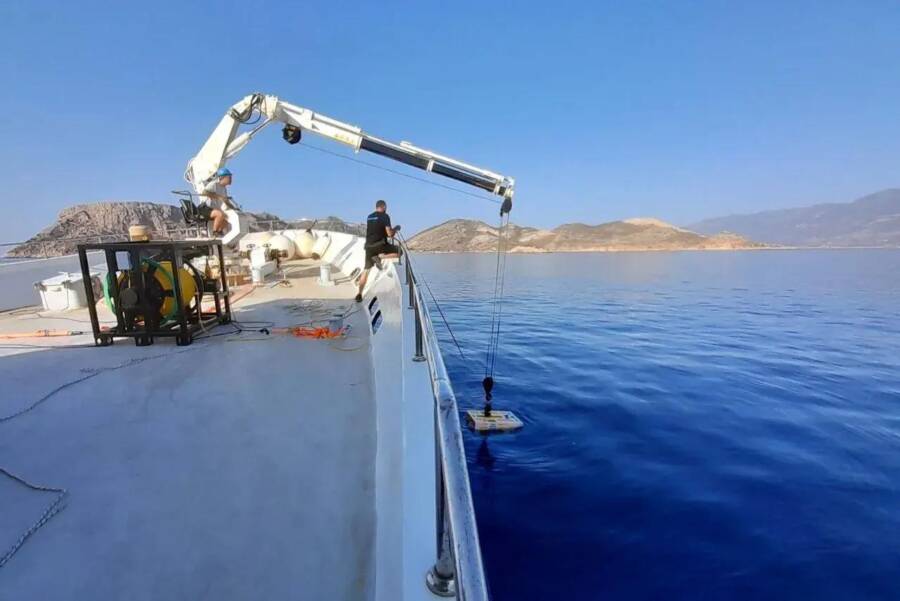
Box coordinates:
[76,239,231,346]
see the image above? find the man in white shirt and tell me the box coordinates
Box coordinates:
[199,168,237,235]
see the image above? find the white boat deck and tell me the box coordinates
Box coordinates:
[0,258,382,600]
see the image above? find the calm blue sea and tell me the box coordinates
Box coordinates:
[416,250,900,601]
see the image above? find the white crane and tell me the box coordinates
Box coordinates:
[184,93,514,246]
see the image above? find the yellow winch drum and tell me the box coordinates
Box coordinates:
[155,260,197,316]
[116,260,197,318]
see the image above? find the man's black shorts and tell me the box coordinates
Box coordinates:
[197,204,214,220]
[365,241,399,269]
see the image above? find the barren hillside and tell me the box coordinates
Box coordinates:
[407,218,764,253]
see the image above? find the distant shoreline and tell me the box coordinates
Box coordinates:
[6,245,900,260]
[407,245,900,254]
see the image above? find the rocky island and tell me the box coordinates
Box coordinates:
[6,202,363,258]
[406,218,763,253]
[6,201,762,258]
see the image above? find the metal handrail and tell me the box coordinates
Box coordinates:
[400,241,489,600]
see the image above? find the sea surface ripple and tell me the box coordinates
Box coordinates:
[417,249,900,601]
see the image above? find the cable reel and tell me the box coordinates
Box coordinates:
[108,259,198,329]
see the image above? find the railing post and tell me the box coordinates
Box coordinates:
[426,498,457,597]
[427,401,457,597]
[412,290,426,362]
[406,255,413,288]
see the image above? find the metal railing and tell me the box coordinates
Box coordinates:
[400,241,489,600]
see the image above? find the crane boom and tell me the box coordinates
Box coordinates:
[185,93,515,200]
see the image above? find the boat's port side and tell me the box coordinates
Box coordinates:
[365,253,415,598]
[360,242,488,601]
[312,229,488,600]
[360,249,436,600]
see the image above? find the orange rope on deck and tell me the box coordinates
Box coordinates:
[0,324,114,340]
[270,326,348,339]
[200,285,255,314]
[3,285,266,341]
[0,330,85,339]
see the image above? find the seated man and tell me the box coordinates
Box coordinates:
[356,199,400,302]
[198,168,237,236]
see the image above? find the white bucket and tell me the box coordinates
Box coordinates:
[318,264,335,287]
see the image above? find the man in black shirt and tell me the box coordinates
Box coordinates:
[356,199,400,302]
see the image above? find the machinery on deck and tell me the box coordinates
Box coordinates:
[179,92,521,430]
[77,240,231,346]
[181,92,516,248]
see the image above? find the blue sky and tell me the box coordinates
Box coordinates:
[2,0,899,241]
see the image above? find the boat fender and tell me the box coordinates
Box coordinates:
[295,230,315,258]
[311,233,331,260]
[269,234,296,260]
